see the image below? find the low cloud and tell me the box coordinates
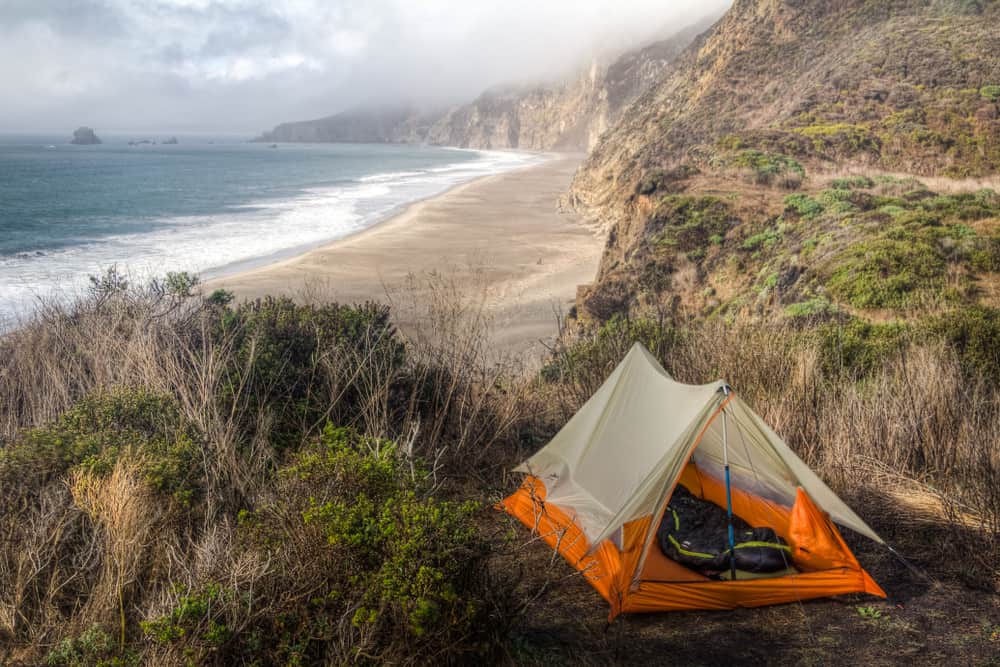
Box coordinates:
[1,0,730,133]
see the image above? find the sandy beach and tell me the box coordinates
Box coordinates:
[206,156,602,356]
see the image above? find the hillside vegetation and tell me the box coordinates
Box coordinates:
[4,0,1000,664]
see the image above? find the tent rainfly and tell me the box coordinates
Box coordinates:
[500,343,886,618]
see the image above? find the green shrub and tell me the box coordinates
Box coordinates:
[1,389,203,506]
[221,425,501,664]
[816,189,858,215]
[46,625,138,667]
[742,227,782,252]
[878,204,907,218]
[785,297,837,318]
[830,176,875,190]
[980,85,1000,102]
[827,238,947,309]
[794,124,877,156]
[653,196,737,257]
[919,191,1000,221]
[162,271,200,298]
[205,288,234,307]
[214,297,405,449]
[784,193,825,219]
[541,315,678,384]
[728,150,805,188]
[815,318,909,375]
[925,307,1000,378]
[142,583,229,650]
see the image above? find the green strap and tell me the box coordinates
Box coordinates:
[667,535,717,560]
[734,540,791,552]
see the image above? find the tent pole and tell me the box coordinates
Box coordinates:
[722,386,737,580]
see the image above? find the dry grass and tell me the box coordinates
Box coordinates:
[546,316,1000,589]
[815,165,1000,194]
[69,458,162,645]
[1,268,998,663]
[0,271,535,664]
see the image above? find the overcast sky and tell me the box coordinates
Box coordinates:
[1,0,730,134]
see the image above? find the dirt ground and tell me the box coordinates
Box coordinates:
[494,502,1000,666]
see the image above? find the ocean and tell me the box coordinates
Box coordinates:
[0,133,539,324]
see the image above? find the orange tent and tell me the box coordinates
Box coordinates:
[499,344,885,618]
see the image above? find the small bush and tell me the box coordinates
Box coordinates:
[219,425,502,664]
[981,85,1000,102]
[784,193,825,219]
[542,315,679,390]
[214,297,405,449]
[46,624,137,667]
[830,176,875,190]
[924,307,1000,378]
[742,227,782,252]
[728,150,805,188]
[1,389,203,506]
[142,583,229,652]
[653,195,737,257]
[815,318,909,376]
[785,297,837,318]
[204,288,234,307]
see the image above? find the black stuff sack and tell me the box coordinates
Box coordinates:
[657,485,792,575]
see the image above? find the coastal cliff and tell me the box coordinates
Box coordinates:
[256,18,713,151]
[565,0,1000,328]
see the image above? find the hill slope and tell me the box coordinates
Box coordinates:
[567,0,1000,329]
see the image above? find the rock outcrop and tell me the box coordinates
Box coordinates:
[70,127,101,145]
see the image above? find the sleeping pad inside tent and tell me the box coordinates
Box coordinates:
[499,343,885,618]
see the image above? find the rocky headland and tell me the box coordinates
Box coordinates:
[69,127,101,145]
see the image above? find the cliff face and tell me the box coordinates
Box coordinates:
[258,108,432,144]
[256,18,713,151]
[422,22,709,152]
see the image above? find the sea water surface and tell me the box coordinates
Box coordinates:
[0,133,541,324]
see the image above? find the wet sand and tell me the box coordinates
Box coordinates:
[205,156,601,357]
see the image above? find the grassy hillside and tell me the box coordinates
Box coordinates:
[572,0,1000,219]
[568,0,1000,342]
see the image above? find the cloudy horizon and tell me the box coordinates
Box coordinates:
[2,0,729,134]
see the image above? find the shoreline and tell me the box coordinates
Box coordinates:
[201,150,550,282]
[205,155,600,357]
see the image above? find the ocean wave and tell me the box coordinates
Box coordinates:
[0,148,542,323]
[357,170,424,183]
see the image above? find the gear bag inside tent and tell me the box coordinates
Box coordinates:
[499,343,886,618]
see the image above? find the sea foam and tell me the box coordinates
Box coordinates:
[0,147,542,326]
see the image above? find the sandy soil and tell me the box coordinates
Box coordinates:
[205,156,602,357]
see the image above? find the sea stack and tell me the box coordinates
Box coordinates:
[70,127,101,145]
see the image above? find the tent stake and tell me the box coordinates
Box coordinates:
[722,385,737,581]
